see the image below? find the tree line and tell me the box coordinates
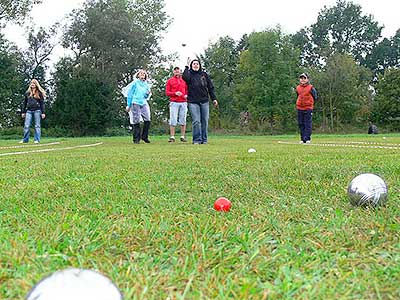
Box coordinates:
[0,0,399,136]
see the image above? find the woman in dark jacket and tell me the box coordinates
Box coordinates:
[182,59,218,144]
[20,79,46,144]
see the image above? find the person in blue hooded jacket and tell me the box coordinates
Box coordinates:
[125,70,152,144]
[182,58,218,144]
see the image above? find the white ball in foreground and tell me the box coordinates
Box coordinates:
[26,268,123,300]
[248,148,256,153]
[347,173,388,207]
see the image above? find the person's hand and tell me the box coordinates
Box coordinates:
[41,114,46,119]
[175,91,182,97]
[21,113,25,118]
[125,106,130,112]
[213,100,218,108]
[186,57,191,67]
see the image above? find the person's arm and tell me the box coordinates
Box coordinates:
[21,94,28,117]
[126,82,136,110]
[184,81,188,99]
[165,79,174,97]
[39,92,45,114]
[182,66,190,84]
[311,87,318,102]
[206,73,217,101]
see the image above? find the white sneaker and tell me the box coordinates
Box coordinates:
[19,140,25,144]
[34,141,39,144]
[305,140,311,144]
[299,141,304,144]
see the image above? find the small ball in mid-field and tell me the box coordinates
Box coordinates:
[26,268,123,300]
[214,197,231,212]
[248,148,256,153]
[347,173,388,207]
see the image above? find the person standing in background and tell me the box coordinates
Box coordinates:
[296,73,318,144]
[165,67,188,142]
[20,79,46,144]
[182,59,218,144]
[125,70,152,144]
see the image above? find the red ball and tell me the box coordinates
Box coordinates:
[214,197,231,212]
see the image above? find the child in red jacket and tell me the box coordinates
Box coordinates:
[296,73,318,144]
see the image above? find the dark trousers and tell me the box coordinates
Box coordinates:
[297,109,313,142]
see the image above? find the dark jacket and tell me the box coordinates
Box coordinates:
[22,92,45,113]
[182,61,216,104]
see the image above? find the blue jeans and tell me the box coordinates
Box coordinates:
[189,102,209,144]
[23,110,42,142]
[297,109,313,142]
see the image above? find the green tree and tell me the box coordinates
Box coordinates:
[63,0,170,83]
[294,0,382,67]
[51,0,170,135]
[49,58,117,136]
[0,0,42,24]
[20,25,59,82]
[312,53,372,130]
[364,29,400,76]
[0,35,25,128]
[372,69,400,130]
[234,28,299,133]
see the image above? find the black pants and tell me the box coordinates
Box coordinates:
[297,109,313,142]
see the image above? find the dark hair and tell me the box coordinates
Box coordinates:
[173,67,180,71]
[190,59,202,71]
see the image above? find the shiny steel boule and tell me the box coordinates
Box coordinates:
[347,173,388,207]
[26,268,122,300]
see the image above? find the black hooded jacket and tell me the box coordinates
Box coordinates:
[182,60,216,104]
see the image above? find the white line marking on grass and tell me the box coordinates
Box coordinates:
[324,141,400,147]
[0,142,103,157]
[0,142,61,150]
[278,141,400,150]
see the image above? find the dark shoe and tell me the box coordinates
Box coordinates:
[168,137,175,143]
[180,136,187,142]
[142,138,151,143]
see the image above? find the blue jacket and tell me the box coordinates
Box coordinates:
[127,80,150,106]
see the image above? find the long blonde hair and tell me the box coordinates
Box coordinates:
[27,79,47,99]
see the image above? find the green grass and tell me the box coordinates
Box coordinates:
[1,134,399,299]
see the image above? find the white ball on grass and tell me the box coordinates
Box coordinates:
[248,148,256,153]
[26,268,122,300]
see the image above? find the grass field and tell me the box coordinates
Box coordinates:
[1,134,399,299]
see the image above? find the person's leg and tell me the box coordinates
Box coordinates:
[304,110,313,142]
[199,102,209,144]
[141,103,151,143]
[33,110,41,143]
[178,102,187,142]
[22,111,33,142]
[297,109,305,143]
[188,103,201,144]
[131,104,141,143]
[169,102,178,142]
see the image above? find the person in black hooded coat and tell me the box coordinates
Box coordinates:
[182,59,218,144]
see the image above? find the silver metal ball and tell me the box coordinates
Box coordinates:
[347,173,388,207]
[26,268,122,300]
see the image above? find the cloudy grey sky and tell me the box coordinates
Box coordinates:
[4,0,400,67]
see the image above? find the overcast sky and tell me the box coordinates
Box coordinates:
[4,0,400,67]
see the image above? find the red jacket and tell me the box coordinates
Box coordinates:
[165,76,188,102]
[296,84,315,110]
